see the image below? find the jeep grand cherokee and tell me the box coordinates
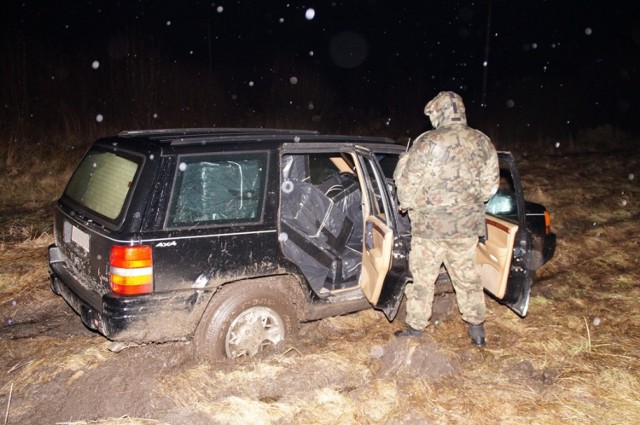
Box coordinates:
[49,128,556,359]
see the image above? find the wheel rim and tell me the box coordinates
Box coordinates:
[225,306,286,358]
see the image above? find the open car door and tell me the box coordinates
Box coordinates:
[352,149,404,318]
[360,216,394,304]
[478,152,533,316]
[477,216,518,302]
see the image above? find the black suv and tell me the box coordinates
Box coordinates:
[48,128,555,359]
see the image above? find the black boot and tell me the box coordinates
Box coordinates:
[468,323,486,347]
[394,326,423,337]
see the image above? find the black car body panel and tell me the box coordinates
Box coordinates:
[525,201,557,268]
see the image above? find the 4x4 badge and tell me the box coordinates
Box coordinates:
[155,241,177,248]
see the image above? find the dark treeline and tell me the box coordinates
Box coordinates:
[1,21,637,170]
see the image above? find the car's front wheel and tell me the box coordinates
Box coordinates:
[194,279,298,360]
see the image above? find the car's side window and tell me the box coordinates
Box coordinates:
[307,152,358,183]
[167,152,268,227]
[308,153,342,184]
[486,168,519,222]
[360,155,391,223]
[374,153,399,180]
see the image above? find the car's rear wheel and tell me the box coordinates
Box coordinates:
[194,279,298,360]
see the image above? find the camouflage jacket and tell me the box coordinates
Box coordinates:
[393,122,499,239]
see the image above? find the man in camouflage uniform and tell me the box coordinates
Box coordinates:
[393,91,499,347]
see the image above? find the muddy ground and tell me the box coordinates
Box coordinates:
[1,150,639,424]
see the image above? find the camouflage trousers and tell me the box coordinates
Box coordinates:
[404,236,486,330]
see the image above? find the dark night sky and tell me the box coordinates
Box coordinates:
[2,1,640,142]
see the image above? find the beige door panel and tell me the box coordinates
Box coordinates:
[360,216,393,305]
[477,216,518,299]
[351,152,394,307]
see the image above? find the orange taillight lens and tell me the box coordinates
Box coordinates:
[544,210,552,234]
[110,245,153,295]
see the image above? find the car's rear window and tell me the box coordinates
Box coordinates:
[64,149,140,220]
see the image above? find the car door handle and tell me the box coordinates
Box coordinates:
[365,221,374,250]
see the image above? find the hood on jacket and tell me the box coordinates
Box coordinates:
[423,91,467,129]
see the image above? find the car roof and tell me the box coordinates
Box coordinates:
[105,128,511,158]
[117,128,397,147]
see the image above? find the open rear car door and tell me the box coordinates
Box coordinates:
[478,152,533,316]
[360,216,394,304]
[353,149,405,318]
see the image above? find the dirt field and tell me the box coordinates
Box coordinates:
[1,149,639,424]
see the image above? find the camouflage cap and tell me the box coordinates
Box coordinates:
[423,91,467,128]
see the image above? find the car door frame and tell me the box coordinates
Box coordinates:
[279,142,409,320]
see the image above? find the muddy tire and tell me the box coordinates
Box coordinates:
[194,280,298,361]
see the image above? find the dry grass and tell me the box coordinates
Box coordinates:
[0,148,639,424]
[53,419,165,425]
[162,149,639,424]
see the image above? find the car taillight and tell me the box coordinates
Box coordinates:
[110,245,153,295]
[544,210,552,234]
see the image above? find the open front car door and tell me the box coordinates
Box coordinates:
[478,152,534,317]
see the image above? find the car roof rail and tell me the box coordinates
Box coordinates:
[115,128,398,147]
[118,128,319,139]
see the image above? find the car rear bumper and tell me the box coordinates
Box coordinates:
[48,244,213,342]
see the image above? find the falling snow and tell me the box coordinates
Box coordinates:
[305,8,316,20]
[2,1,636,154]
